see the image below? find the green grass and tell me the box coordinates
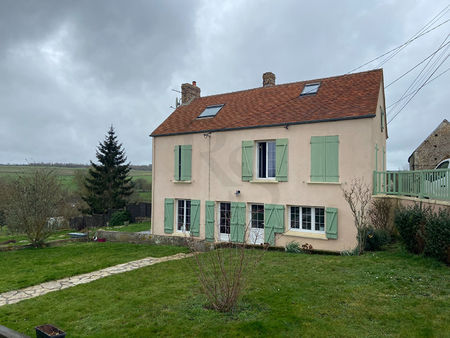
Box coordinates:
[0,242,187,293]
[0,228,73,247]
[0,222,151,248]
[0,165,152,195]
[0,245,448,337]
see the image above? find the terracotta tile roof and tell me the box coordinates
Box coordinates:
[151,69,383,136]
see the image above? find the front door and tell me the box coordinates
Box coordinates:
[249,204,264,244]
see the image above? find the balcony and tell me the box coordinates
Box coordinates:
[373,169,450,201]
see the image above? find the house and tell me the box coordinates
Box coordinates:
[151,69,387,252]
[408,119,449,170]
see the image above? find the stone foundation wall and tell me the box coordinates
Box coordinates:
[95,230,215,252]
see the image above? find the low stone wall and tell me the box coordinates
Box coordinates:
[95,230,215,252]
[373,194,450,232]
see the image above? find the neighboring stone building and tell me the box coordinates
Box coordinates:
[408,119,450,170]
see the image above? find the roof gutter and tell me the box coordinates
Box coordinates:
[150,114,376,137]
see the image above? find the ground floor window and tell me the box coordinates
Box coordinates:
[289,206,325,232]
[177,199,191,232]
[219,202,231,234]
[251,204,264,228]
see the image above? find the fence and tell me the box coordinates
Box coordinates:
[373,169,450,201]
[69,202,151,230]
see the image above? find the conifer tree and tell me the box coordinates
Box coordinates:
[83,126,134,214]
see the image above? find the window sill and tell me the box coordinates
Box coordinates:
[307,181,341,185]
[284,230,328,240]
[172,180,192,184]
[249,179,278,184]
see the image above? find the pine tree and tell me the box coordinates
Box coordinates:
[83,126,134,214]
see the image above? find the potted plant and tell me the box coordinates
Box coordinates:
[35,324,66,338]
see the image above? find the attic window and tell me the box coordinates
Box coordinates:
[198,104,224,118]
[300,83,320,96]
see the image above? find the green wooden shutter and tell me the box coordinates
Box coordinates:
[180,145,192,181]
[174,146,180,181]
[242,141,253,181]
[311,136,325,182]
[230,202,246,242]
[380,107,384,132]
[325,136,339,182]
[276,138,288,182]
[164,198,174,234]
[325,207,338,239]
[190,199,200,236]
[264,204,285,245]
[205,201,215,242]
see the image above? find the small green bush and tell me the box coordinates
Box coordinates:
[394,204,429,254]
[109,210,131,227]
[285,241,302,253]
[365,227,391,251]
[424,209,450,263]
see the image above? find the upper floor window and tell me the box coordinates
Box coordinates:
[300,83,320,96]
[257,141,276,178]
[242,139,288,182]
[174,145,191,181]
[310,136,339,182]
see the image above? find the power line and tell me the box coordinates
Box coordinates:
[388,52,449,124]
[386,66,450,109]
[347,5,450,74]
[387,34,449,114]
[385,40,450,88]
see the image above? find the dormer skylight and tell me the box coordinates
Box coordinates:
[300,83,320,96]
[197,104,224,118]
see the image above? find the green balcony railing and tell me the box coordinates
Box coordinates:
[373,169,450,201]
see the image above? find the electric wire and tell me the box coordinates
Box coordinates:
[388,52,449,124]
[347,4,450,74]
[387,34,449,114]
[385,40,450,88]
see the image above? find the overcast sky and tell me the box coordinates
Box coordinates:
[0,0,448,169]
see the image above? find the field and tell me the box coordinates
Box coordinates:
[0,165,152,201]
[0,243,448,337]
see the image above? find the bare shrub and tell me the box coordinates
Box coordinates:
[187,222,269,312]
[368,198,393,233]
[5,169,64,247]
[342,178,372,255]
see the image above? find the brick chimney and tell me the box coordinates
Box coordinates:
[181,81,201,104]
[263,72,275,87]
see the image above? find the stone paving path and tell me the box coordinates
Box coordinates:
[0,252,193,307]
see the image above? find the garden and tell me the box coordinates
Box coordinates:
[0,242,448,337]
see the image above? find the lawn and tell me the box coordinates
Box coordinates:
[0,228,73,247]
[0,245,448,337]
[0,222,151,248]
[0,241,188,293]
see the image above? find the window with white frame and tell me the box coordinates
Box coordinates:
[177,199,191,232]
[257,141,276,178]
[219,202,231,234]
[251,204,265,228]
[290,206,325,232]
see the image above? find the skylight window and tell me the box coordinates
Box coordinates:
[300,83,320,96]
[197,104,224,118]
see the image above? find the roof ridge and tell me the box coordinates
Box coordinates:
[195,68,383,100]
